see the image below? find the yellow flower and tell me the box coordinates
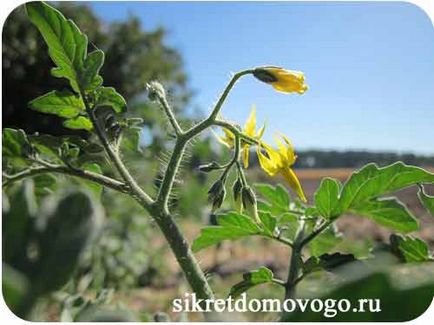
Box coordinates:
[214,106,265,168]
[253,67,308,94]
[256,135,307,202]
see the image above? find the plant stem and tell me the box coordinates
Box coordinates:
[156,69,255,209]
[155,137,187,209]
[272,278,286,287]
[83,95,153,208]
[274,235,294,247]
[284,220,305,300]
[299,219,332,247]
[208,70,254,121]
[157,94,183,135]
[214,119,257,145]
[150,207,215,301]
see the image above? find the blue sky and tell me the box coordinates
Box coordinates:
[89,1,434,155]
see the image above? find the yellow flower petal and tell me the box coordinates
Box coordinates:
[256,144,278,176]
[212,128,233,148]
[257,123,266,139]
[274,136,287,160]
[279,134,296,165]
[244,106,257,137]
[254,67,308,94]
[280,168,307,203]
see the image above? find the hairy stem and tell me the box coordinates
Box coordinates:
[156,69,254,209]
[83,95,153,208]
[150,207,215,300]
[155,137,187,209]
[157,95,183,135]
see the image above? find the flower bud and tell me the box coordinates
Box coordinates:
[211,187,226,212]
[253,67,308,94]
[232,178,243,213]
[253,67,279,83]
[241,187,260,223]
[208,179,226,212]
[146,81,166,101]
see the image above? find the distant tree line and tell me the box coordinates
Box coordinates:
[291,150,434,168]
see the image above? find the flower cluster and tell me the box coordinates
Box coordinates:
[207,67,308,221]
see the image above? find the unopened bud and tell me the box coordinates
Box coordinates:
[211,187,226,212]
[146,81,166,101]
[232,178,243,213]
[242,187,260,223]
[208,179,226,211]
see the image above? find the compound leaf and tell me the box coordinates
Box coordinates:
[258,211,276,236]
[81,50,104,92]
[192,212,261,252]
[339,162,434,211]
[229,267,274,298]
[390,234,431,263]
[26,2,87,93]
[95,87,127,113]
[255,183,290,215]
[29,90,84,118]
[351,198,418,233]
[418,185,434,216]
[63,116,93,131]
[303,253,357,275]
[314,178,341,219]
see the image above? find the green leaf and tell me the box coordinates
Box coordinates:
[303,253,356,275]
[81,50,104,92]
[314,178,341,219]
[36,190,100,293]
[229,267,274,298]
[418,185,434,216]
[95,87,127,113]
[216,212,261,231]
[26,2,87,93]
[28,134,63,160]
[33,174,57,197]
[339,162,434,211]
[3,181,36,264]
[192,212,261,252]
[63,116,93,131]
[2,263,30,314]
[351,198,418,233]
[390,234,431,263]
[255,183,290,215]
[258,211,276,236]
[2,129,32,164]
[29,90,84,118]
[277,212,299,240]
[308,223,342,256]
